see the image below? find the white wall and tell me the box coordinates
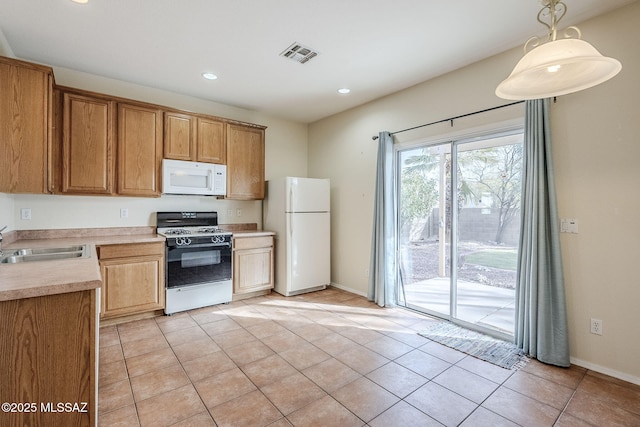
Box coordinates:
[549,3,640,383]
[1,65,308,232]
[0,194,14,232]
[11,194,262,230]
[309,3,640,383]
[0,25,14,58]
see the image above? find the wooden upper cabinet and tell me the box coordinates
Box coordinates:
[226,124,265,200]
[163,112,226,164]
[164,112,195,161]
[118,103,163,197]
[62,92,115,194]
[0,57,52,194]
[197,117,226,164]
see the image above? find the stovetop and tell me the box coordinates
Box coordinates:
[156,211,231,238]
[157,226,231,238]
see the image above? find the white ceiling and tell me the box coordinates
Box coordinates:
[0,0,635,123]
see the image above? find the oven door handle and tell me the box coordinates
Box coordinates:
[206,242,231,249]
[209,239,232,249]
[167,242,231,249]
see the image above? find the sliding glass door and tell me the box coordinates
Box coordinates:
[398,131,523,338]
[398,143,452,316]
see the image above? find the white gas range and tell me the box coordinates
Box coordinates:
[156,211,232,315]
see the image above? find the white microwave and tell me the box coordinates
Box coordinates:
[162,159,226,196]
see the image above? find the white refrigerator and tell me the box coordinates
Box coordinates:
[264,177,330,296]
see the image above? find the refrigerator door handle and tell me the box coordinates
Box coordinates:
[289,213,293,240]
[289,185,294,212]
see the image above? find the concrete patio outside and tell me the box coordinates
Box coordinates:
[402,277,515,336]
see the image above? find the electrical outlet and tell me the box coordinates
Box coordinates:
[21,208,32,220]
[590,318,603,335]
[227,209,234,217]
[120,208,129,219]
[236,208,242,217]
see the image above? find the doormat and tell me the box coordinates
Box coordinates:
[418,322,529,370]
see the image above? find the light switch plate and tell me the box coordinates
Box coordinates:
[560,218,578,233]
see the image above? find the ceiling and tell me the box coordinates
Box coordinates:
[0,0,635,123]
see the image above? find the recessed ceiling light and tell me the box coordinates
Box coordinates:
[337,88,351,94]
[202,72,218,80]
[71,0,88,3]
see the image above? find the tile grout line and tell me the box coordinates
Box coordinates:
[156,314,215,427]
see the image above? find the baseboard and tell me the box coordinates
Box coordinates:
[329,286,640,387]
[329,282,367,297]
[570,357,640,386]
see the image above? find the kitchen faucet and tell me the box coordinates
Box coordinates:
[0,225,7,256]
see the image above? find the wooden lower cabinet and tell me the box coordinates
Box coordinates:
[233,235,274,296]
[0,290,97,427]
[98,242,165,320]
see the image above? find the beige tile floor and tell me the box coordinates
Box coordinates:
[98,288,640,426]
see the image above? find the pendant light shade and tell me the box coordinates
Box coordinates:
[496,0,622,100]
[496,39,622,100]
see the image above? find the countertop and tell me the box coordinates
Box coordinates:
[0,226,275,302]
[232,230,276,238]
[0,228,164,302]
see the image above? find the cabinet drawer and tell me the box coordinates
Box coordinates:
[233,236,273,250]
[98,241,164,260]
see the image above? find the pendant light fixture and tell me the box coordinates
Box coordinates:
[496,0,621,100]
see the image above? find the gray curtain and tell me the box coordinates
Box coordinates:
[515,99,570,367]
[368,131,397,307]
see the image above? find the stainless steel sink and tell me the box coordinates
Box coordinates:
[1,245,89,264]
[9,245,86,256]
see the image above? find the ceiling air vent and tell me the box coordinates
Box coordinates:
[279,42,319,64]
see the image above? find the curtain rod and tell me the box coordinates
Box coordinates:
[371,100,525,140]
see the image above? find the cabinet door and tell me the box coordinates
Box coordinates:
[197,117,226,164]
[0,59,52,193]
[62,92,115,194]
[233,246,274,294]
[226,124,265,199]
[0,290,95,426]
[118,103,163,196]
[100,255,164,319]
[164,112,196,161]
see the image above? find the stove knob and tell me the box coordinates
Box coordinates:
[176,237,183,246]
[185,237,192,246]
